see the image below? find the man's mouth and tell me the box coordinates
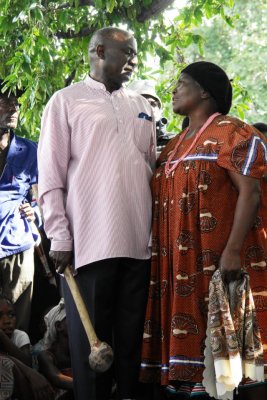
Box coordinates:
[123,69,133,75]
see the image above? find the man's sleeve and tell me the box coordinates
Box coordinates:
[37,92,73,252]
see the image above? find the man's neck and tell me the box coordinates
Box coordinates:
[0,129,11,151]
[89,73,121,93]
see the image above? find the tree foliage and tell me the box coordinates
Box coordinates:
[181,0,267,124]
[0,0,237,139]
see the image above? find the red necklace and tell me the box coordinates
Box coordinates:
[164,112,221,177]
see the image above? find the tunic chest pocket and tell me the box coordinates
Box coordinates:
[133,118,152,154]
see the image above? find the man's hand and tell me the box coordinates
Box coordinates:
[219,248,242,284]
[49,250,73,273]
[19,202,35,222]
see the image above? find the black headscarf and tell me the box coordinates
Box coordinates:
[181,61,232,115]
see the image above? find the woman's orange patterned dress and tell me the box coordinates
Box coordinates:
[140,115,267,387]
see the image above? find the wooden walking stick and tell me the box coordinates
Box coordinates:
[64,265,114,373]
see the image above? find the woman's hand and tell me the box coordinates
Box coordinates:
[219,248,242,283]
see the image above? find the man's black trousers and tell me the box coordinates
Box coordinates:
[62,257,151,400]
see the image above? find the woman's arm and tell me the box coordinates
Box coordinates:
[220,171,261,282]
[38,351,73,390]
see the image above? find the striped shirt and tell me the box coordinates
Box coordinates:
[38,76,156,270]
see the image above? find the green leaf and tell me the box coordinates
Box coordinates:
[194,7,203,24]
[106,0,116,13]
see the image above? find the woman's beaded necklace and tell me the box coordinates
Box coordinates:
[164,112,221,177]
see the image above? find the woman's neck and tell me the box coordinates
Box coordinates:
[186,108,218,138]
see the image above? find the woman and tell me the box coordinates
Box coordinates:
[140,62,267,399]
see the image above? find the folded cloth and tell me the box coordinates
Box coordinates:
[203,269,264,400]
[43,298,66,349]
[0,355,14,399]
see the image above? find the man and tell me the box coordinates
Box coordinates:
[38,27,156,400]
[0,81,40,332]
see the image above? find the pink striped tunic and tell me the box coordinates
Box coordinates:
[38,76,156,270]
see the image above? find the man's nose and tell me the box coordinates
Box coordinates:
[8,103,19,112]
[129,55,138,67]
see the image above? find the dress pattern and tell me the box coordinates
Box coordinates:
[140,115,267,385]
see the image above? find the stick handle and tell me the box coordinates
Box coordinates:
[64,265,98,347]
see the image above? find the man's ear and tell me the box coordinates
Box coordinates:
[96,44,105,60]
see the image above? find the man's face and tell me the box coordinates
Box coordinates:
[0,94,19,130]
[101,35,138,86]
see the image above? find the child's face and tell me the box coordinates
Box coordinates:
[0,300,16,337]
[56,318,68,338]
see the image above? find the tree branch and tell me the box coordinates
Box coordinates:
[56,27,95,39]
[45,1,94,11]
[65,69,77,87]
[137,0,175,22]
[78,0,95,5]
[55,0,174,38]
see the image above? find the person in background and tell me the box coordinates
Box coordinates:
[0,295,31,367]
[253,122,267,137]
[128,79,175,156]
[38,299,73,400]
[38,27,156,400]
[128,79,162,121]
[0,81,41,332]
[140,61,267,400]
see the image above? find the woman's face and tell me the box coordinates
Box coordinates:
[172,73,203,115]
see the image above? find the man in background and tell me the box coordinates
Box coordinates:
[0,80,40,331]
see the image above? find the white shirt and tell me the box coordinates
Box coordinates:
[38,76,156,269]
[11,329,30,349]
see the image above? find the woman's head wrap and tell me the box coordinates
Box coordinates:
[43,298,66,349]
[181,61,232,115]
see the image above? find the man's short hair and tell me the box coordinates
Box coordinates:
[89,27,132,53]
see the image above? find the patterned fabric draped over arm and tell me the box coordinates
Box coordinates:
[38,93,73,252]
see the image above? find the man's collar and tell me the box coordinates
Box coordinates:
[84,75,124,94]
[6,131,23,164]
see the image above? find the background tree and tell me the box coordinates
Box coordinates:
[181,0,267,124]
[0,0,243,139]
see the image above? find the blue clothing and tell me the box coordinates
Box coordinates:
[0,132,40,258]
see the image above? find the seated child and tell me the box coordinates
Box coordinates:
[0,296,31,367]
[38,299,73,400]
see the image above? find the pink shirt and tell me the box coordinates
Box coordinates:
[38,76,156,270]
